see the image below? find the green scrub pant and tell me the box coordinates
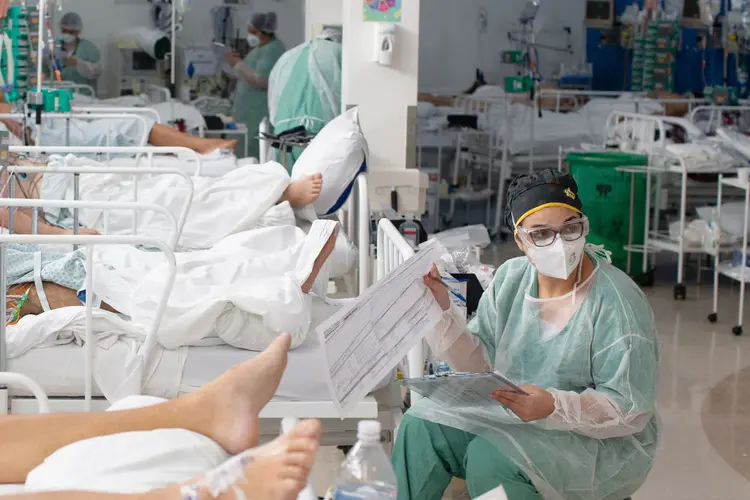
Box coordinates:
[391,414,542,500]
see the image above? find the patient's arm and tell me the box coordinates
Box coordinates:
[0,208,65,235]
[9,282,118,317]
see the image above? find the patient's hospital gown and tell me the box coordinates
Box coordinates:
[39,156,293,250]
[394,253,660,500]
[33,114,155,149]
[7,244,86,290]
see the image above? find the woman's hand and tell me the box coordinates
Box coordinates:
[65,56,78,67]
[423,264,451,311]
[491,385,555,422]
[224,51,241,67]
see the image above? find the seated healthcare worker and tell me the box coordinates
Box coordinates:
[267,28,342,170]
[57,12,102,89]
[392,169,660,500]
[225,12,286,159]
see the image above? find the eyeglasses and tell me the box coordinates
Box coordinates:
[517,217,589,248]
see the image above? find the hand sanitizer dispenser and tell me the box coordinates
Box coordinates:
[374,23,395,66]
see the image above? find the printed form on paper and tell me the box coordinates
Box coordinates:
[316,244,443,417]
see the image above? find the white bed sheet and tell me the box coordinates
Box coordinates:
[7,299,344,401]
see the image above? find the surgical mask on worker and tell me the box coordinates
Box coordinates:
[61,33,76,44]
[246,34,260,48]
[525,236,586,280]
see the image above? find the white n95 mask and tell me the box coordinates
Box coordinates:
[525,237,586,280]
[246,34,260,48]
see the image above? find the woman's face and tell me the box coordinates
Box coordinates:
[515,206,582,252]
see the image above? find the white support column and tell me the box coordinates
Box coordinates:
[342,1,420,171]
[304,0,343,41]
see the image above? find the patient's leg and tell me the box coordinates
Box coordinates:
[301,226,337,294]
[6,419,321,500]
[147,123,237,155]
[280,173,322,208]
[0,333,292,484]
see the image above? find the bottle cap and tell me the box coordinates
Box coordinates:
[357,420,381,440]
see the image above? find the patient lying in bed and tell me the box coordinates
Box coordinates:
[7,220,339,353]
[0,91,235,155]
[2,156,324,250]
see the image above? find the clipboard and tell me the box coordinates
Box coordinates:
[401,372,528,408]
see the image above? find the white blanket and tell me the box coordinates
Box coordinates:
[8,221,338,399]
[41,155,291,250]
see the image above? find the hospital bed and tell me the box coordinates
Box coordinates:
[595,111,739,299]
[416,89,708,236]
[0,216,404,448]
[69,84,208,138]
[0,148,380,444]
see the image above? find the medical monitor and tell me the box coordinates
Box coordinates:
[584,0,614,28]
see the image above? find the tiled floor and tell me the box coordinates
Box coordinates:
[315,245,750,499]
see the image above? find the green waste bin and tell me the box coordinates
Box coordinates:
[566,152,649,276]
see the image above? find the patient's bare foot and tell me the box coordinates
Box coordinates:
[184,333,291,454]
[234,419,322,500]
[196,138,237,155]
[282,174,323,208]
[301,227,338,294]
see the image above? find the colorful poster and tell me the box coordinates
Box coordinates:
[363,0,402,23]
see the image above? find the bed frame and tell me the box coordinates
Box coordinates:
[581,111,739,299]
[0,145,380,445]
[0,215,409,447]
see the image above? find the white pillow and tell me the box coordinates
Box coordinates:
[292,107,368,221]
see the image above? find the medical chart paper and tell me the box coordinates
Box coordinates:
[401,372,528,409]
[316,244,443,417]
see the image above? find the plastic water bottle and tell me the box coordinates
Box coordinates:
[329,421,398,500]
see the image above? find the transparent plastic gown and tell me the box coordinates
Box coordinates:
[411,251,660,500]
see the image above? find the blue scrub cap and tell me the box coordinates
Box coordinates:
[250,12,278,34]
[60,12,83,31]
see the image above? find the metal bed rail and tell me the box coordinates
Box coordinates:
[0,200,178,412]
[376,218,423,403]
[338,174,371,296]
[0,372,49,414]
[38,113,152,153]
[71,106,162,124]
[11,145,204,176]
[688,105,750,135]
[5,163,194,249]
[43,81,97,97]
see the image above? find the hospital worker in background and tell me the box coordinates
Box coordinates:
[267,28,342,171]
[225,12,286,159]
[57,13,102,89]
[392,169,660,500]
